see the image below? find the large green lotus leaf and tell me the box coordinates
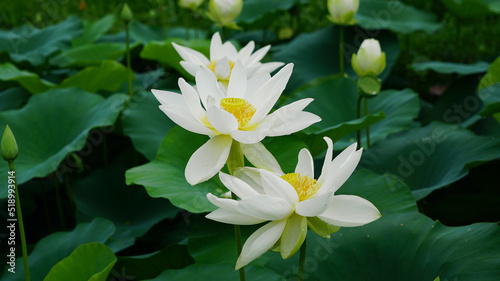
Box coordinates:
[125,126,225,213]
[125,127,307,213]
[0,88,128,199]
[49,43,130,68]
[122,90,176,160]
[360,122,500,200]
[58,60,130,92]
[265,212,500,281]
[286,77,419,152]
[261,135,308,173]
[44,243,116,281]
[479,56,500,91]
[422,75,482,126]
[187,169,417,267]
[111,244,194,280]
[140,38,211,79]
[0,87,30,111]
[129,20,165,43]
[1,218,124,281]
[72,14,115,47]
[273,25,400,93]
[356,0,441,34]
[0,62,55,94]
[236,0,304,28]
[411,61,490,75]
[144,264,284,281]
[0,16,82,66]
[440,0,499,18]
[479,83,500,117]
[72,166,179,238]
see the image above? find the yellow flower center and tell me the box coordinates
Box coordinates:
[220,97,256,128]
[207,60,235,87]
[281,173,318,201]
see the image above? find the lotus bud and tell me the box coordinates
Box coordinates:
[207,0,243,27]
[1,125,19,161]
[179,0,204,11]
[327,0,359,26]
[351,39,386,78]
[121,3,133,23]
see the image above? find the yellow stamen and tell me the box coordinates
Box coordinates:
[207,60,235,87]
[281,173,318,201]
[220,98,256,128]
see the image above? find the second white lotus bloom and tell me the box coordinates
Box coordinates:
[172,32,284,88]
[152,62,320,185]
[351,38,386,78]
[206,137,381,269]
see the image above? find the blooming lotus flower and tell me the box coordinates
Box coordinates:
[172,32,284,88]
[351,39,386,78]
[327,0,359,25]
[207,0,242,27]
[152,62,321,185]
[205,137,381,269]
[179,0,204,10]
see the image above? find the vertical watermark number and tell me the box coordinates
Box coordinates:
[7,170,17,273]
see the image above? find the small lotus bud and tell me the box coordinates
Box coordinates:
[327,0,359,26]
[179,0,204,11]
[351,39,386,78]
[1,125,19,161]
[207,0,243,27]
[121,3,133,23]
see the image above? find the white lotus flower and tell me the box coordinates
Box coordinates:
[327,0,359,25]
[351,38,386,78]
[152,62,321,185]
[172,32,284,87]
[205,137,381,269]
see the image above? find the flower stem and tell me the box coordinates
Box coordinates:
[364,97,371,148]
[125,21,133,101]
[227,140,246,281]
[9,161,30,281]
[356,95,362,149]
[184,11,190,40]
[298,239,307,281]
[339,25,345,76]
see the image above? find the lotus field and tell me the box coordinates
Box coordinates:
[1,0,500,280]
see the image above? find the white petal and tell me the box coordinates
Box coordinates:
[266,112,321,137]
[260,170,299,206]
[151,89,183,106]
[295,192,334,217]
[246,45,271,66]
[206,193,264,225]
[226,61,247,99]
[159,105,214,135]
[317,195,381,227]
[185,135,232,185]
[252,62,285,76]
[206,106,238,134]
[237,41,255,64]
[221,41,238,60]
[295,148,314,178]
[245,73,271,101]
[240,142,284,174]
[316,137,334,188]
[178,78,206,120]
[219,172,260,199]
[196,68,224,109]
[210,32,223,61]
[320,143,362,194]
[248,63,294,125]
[230,127,269,144]
[214,57,231,79]
[238,195,294,221]
[233,167,268,194]
[236,219,287,269]
[179,61,203,77]
[172,42,210,65]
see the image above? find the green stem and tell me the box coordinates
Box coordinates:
[364,97,371,149]
[9,161,30,281]
[356,95,362,149]
[339,25,344,76]
[54,176,66,230]
[125,21,133,101]
[227,140,246,281]
[184,12,190,40]
[298,239,307,281]
[221,26,228,42]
